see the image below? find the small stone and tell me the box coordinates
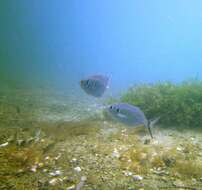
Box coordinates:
[54,153,62,160]
[74,166,81,172]
[112,148,120,158]
[71,158,77,163]
[38,163,44,168]
[66,185,76,190]
[176,147,182,151]
[45,156,50,160]
[43,169,48,172]
[173,179,184,187]
[30,165,37,172]
[18,169,24,173]
[81,176,87,181]
[123,171,133,176]
[49,170,62,176]
[0,142,9,148]
[133,175,143,181]
[49,178,58,185]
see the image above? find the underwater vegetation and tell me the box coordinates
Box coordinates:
[120,79,202,128]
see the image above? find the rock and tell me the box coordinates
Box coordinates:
[49,178,59,185]
[153,169,169,176]
[112,148,120,158]
[74,166,81,172]
[70,158,77,163]
[81,176,87,181]
[43,169,48,172]
[38,162,44,168]
[54,153,62,160]
[0,142,9,148]
[133,175,143,181]
[49,170,62,176]
[66,185,76,190]
[45,156,50,160]
[123,171,133,176]
[30,165,37,172]
[173,179,184,187]
[176,147,183,152]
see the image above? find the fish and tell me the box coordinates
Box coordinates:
[107,103,159,138]
[80,75,109,97]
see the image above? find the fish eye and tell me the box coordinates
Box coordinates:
[110,106,112,109]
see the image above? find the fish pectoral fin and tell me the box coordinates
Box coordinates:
[117,113,127,118]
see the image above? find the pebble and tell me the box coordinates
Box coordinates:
[30,165,37,172]
[49,170,62,176]
[0,142,9,148]
[49,178,58,185]
[81,176,87,181]
[123,171,133,176]
[133,175,143,181]
[45,156,50,160]
[54,153,62,160]
[38,162,44,168]
[66,185,76,190]
[176,147,183,151]
[173,179,184,187]
[71,158,77,163]
[43,169,48,172]
[74,166,81,172]
[112,148,120,158]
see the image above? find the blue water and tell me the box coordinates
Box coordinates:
[1,1,202,94]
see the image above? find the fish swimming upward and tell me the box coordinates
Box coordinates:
[107,103,159,138]
[80,75,109,97]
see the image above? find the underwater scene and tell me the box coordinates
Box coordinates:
[1,1,202,190]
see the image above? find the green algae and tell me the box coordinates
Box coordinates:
[120,79,202,128]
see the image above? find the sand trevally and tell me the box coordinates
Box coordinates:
[107,103,159,138]
[80,75,109,97]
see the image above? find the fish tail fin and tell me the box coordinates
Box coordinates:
[147,116,161,139]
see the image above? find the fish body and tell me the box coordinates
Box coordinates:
[108,103,154,138]
[80,75,109,97]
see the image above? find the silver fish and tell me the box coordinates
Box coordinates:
[107,103,159,138]
[80,75,109,97]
